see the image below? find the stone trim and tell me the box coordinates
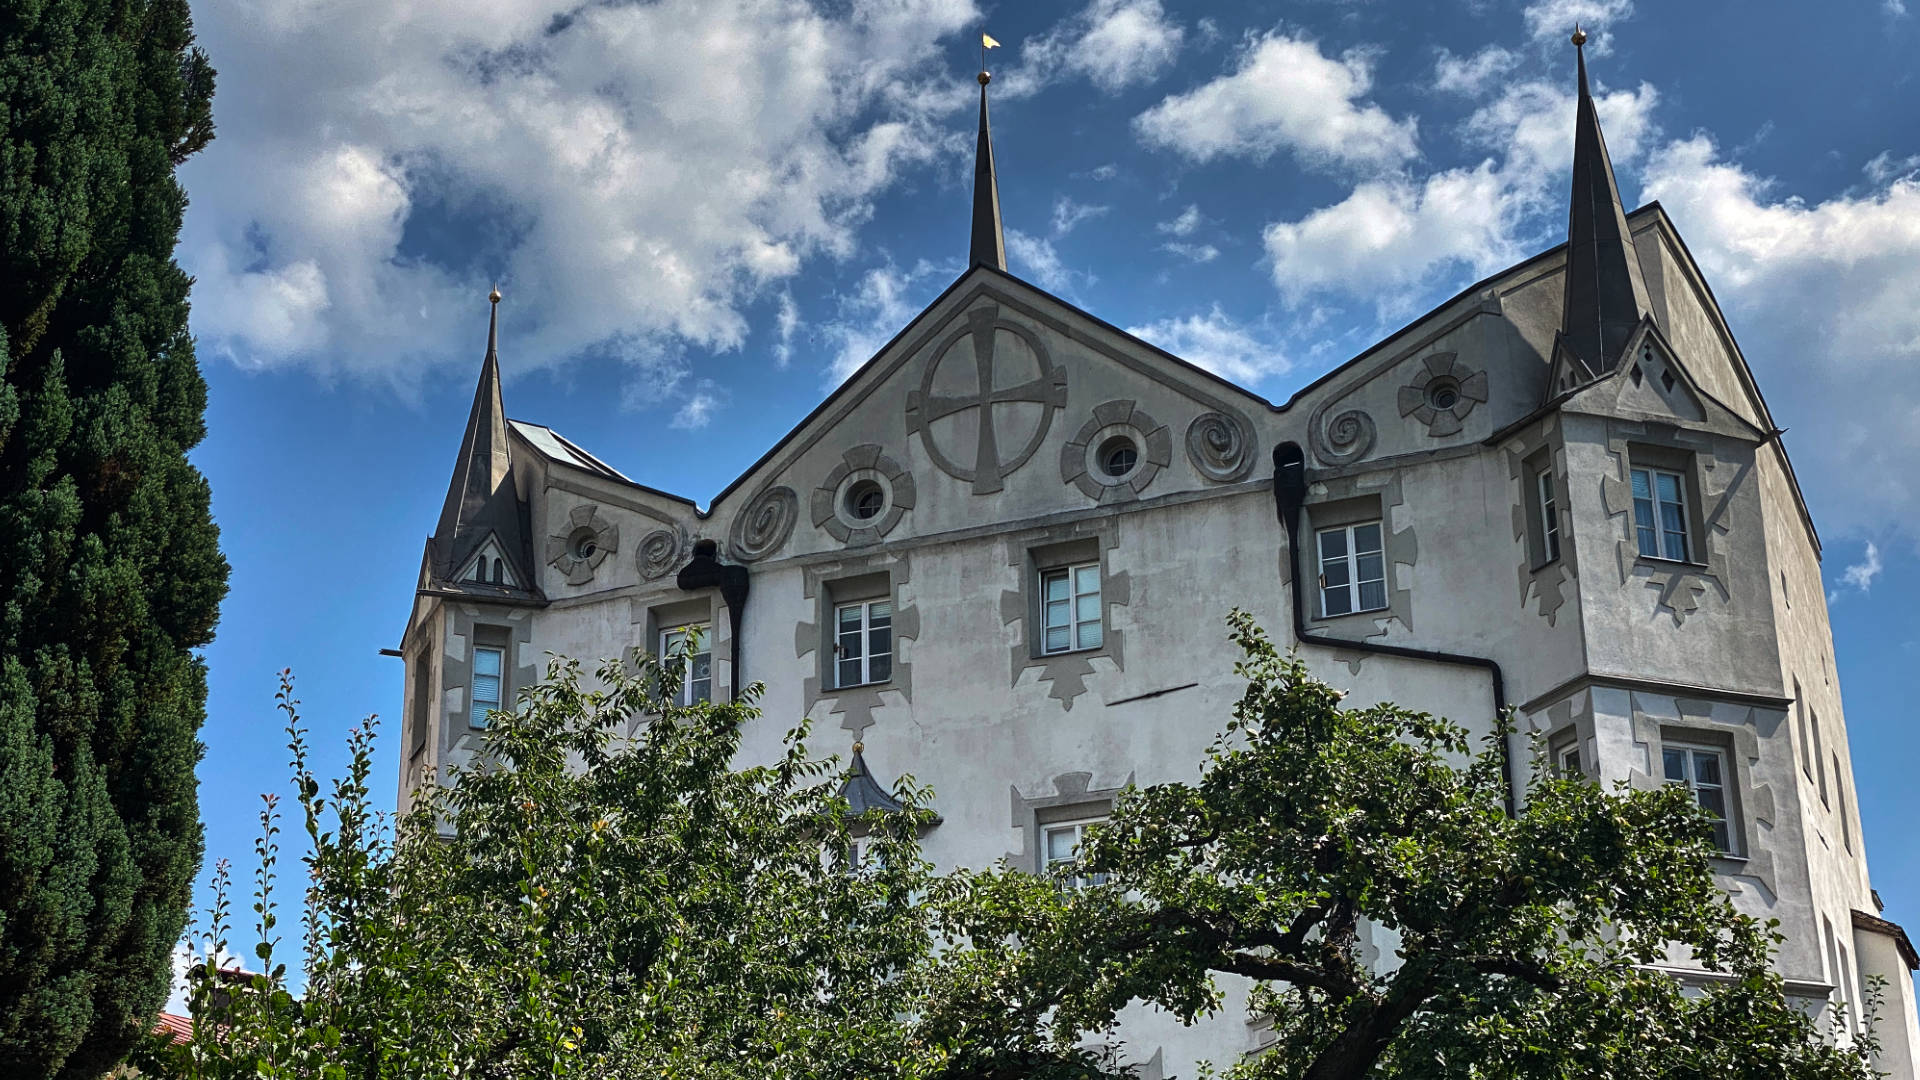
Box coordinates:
[1625,691,1782,900]
[1502,414,1575,626]
[1599,421,1743,625]
[439,604,538,770]
[636,526,691,581]
[810,444,916,545]
[1006,770,1134,870]
[1396,351,1489,437]
[1060,399,1171,503]
[793,551,919,739]
[546,503,619,586]
[1290,471,1418,650]
[998,523,1130,709]
[729,485,799,562]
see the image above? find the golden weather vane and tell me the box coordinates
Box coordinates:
[980,31,999,84]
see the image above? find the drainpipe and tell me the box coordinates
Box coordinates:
[675,539,750,702]
[1271,442,1515,814]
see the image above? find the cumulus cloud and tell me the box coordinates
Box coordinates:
[670,387,722,430]
[1434,46,1519,96]
[1006,229,1090,297]
[1133,32,1418,172]
[1522,0,1633,51]
[179,0,979,407]
[1017,0,1185,93]
[1640,136,1920,538]
[1157,204,1203,236]
[1126,305,1290,386]
[1051,196,1111,236]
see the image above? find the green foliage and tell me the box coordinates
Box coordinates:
[135,654,941,1079]
[922,612,1879,1080]
[0,0,226,1074]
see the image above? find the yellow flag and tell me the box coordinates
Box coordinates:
[982,33,1000,49]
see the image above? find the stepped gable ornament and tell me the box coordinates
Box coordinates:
[728,485,798,562]
[906,303,1067,495]
[1184,411,1256,482]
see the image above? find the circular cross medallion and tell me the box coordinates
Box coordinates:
[906,305,1067,495]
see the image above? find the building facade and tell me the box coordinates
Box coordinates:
[395,39,1920,1077]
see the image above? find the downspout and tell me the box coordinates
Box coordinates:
[1271,442,1515,814]
[675,539,750,702]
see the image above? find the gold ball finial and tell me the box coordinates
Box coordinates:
[851,740,864,754]
[977,70,991,86]
[489,284,502,305]
[1570,24,1587,46]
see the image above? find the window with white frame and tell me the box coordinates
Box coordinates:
[1039,563,1102,654]
[1662,743,1733,853]
[1537,469,1561,563]
[1041,818,1110,889]
[660,624,712,706]
[1630,466,1691,562]
[1316,522,1386,618]
[470,646,503,728]
[834,599,893,688]
[1555,741,1584,779]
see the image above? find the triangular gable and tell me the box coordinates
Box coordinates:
[707,264,1277,518]
[1564,317,1768,442]
[455,533,522,589]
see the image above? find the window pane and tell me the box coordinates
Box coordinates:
[1321,556,1350,588]
[1631,468,1651,500]
[870,600,891,623]
[870,623,891,657]
[838,606,861,632]
[1560,749,1581,776]
[470,702,491,727]
[1656,471,1682,503]
[1044,571,1069,603]
[1352,522,1382,554]
[1074,564,1100,595]
[1662,748,1686,783]
[838,656,862,686]
[1318,529,1347,559]
[1076,593,1101,623]
[474,648,501,677]
[1044,625,1070,652]
[1695,786,1727,822]
[1045,826,1077,863]
[1355,552,1384,583]
[870,653,892,683]
[1664,530,1688,562]
[1044,598,1070,630]
[1693,752,1722,787]
[1323,589,1352,617]
[1078,620,1103,650]
[1659,500,1686,534]
[472,673,500,706]
[1635,515,1659,558]
[1358,580,1387,612]
[1710,820,1732,853]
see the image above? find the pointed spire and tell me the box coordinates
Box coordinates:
[430,288,534,593]
[970,64,1006,270]
[1558,25,1652,377]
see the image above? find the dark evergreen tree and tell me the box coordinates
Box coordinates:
[0,0,224,1074]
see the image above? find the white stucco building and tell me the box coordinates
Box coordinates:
[395,37,1920,1077]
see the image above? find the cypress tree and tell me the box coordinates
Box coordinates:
[0,0,225,1075]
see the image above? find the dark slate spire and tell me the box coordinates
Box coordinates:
[1558,25,1652,377]
[970,69,1006,270]
[839,742,908,816]
[430,288,535,594]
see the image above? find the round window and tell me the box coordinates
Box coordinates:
[845,480,885,521]
[568,527,598,561]
[1425,378,1461,411]
[1097,436,1140,479]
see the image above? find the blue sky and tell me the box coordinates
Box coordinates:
[173,0,1920,981]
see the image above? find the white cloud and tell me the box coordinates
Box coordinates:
[1019,0,1185,93]
[1884,0,1907,16]
[1522,0,1633,51]
[670,387,721,430]
[1157,204,1203,236]
[1006,229,1090,297]
[1263,164,1523,310]
[1842,541,1884,592]
[1051,196,1110,236]
[821,260,949,385]
[1161,241,1219,263]
[1079,163,1120,181]
[1865,151,1920,185]
[1133,32,1418,172]
[1434,46,1518,96]
[1461,77,1658,184]
[773,291,800,368]
[1640,135,1920,538]
[1125,305,1290,386]
[179,0,979,406]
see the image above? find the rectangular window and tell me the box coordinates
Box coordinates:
[660,624,712,707]
[1662,743,1733,853]
[1836,754,1852,853]
[1631,467,1691,561]
[409,652,433,758]
[1795,681,1813,779]
[1041,818,1110,890]
[470,646,503,728]
[1317,522,1387,618]
[834,599,894,688]
[1813,709,1830,807]
[1556,743,1583,779]
[1040,563,1103,654]
[1537,469,1561,563]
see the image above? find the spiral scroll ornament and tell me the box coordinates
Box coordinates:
[1184,411,1256,482]
[636,527,688,581]
[728,486,798,562]
[1313,409,1377,466]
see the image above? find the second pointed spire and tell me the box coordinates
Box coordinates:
[970,56,1006,270]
